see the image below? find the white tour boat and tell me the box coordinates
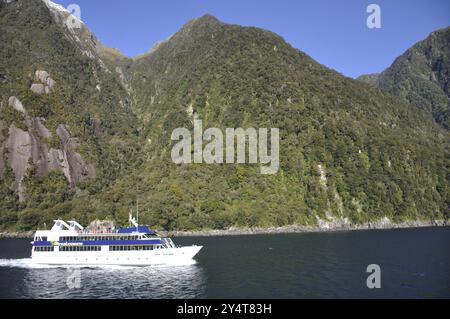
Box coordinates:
[30,215,202,266]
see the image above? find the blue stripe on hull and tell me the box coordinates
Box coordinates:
[33,239,163,247]
[117,226,154,234]
[33,242,53,247]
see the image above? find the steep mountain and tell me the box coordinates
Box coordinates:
[0,1,448,232]
[0,0,142,230]
[106,14,447,230]
[358,27,450,129]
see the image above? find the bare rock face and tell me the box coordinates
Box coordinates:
[32,117,51,139]
[8,96,32,129]
[30,70,56,95]
[35,70,55,88]
[56,124,73,147]
[30,83,46,95]
[2,98,95,201]
[47,148,66,175]
[7,125,33,202]
[56,124,96,186]
[8,96,26,114]
[6,122,52,200]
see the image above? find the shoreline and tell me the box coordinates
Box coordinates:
[1,220,448,239]
[160,219,449,237]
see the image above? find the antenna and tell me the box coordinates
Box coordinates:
[136,200,139,230]
[129,209,132,228]
[128,204,139,228]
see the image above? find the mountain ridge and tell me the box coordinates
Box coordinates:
[358,26,450,129]
[0,0,448,232]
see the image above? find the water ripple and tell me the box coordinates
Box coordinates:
[0,258,206,299]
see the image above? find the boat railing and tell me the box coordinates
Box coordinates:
[161,238,176,248]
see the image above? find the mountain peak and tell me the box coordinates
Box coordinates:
[42,0,84,25]
[183,13,223,31]
[133,14,224,60]
[194,14,221,24]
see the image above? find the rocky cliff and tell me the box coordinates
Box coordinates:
[0,0,141,229]
[3,92,96,201]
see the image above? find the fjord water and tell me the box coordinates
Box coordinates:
[0,227,449,299]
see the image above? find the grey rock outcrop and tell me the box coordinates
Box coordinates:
[2,97,95,201]
[30,70,56,95]
[8,96,32,130]
[35,70,56,88]
[32,117,51,139]
[30,83,47,95]
[6,121,54,200]
[7,125,33,202]
[56,124,96,186]
[8,96,26,114]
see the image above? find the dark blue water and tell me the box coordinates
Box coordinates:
[0,227,449,299]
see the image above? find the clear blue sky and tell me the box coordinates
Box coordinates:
[54,0,450,78]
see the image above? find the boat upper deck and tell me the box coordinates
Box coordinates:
[58,233,153,242]
[33,219,161,243]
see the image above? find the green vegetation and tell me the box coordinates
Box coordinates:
[0,0,142,230]
[0,2,448,232]
[358,27,450,130]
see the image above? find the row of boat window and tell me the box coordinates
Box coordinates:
[59,246,101,252]
[35,246,163,252]
[34,247,54,252]
[109,245,162,251]
[59,236,142,242]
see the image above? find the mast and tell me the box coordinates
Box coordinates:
[129,209,132,228]
[128,204,139,229]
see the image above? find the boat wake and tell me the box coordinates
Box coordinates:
[0,258,204,298]
[0,259,55,269]
[0,258,197,269]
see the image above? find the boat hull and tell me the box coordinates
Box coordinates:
[31,246,203,266]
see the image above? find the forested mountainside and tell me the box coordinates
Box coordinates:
[0,0,448,232]
[358,27,450,130]
[0,0,142,229]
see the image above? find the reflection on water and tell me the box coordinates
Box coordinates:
[0,259,206,299]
